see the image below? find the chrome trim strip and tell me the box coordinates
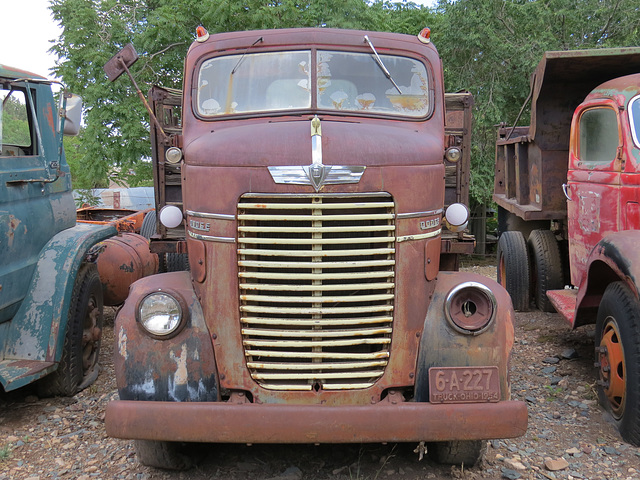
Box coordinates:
[396,229,441,243]
[241,192,390,199]
[396,209,443,219]
[188,230,236,243]
[186,210,235,220]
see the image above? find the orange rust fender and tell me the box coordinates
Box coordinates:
[113,271,219,402]
[414,271,516,402]
[573,230,640,328]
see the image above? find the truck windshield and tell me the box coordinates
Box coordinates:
[630,95,640,148]
[196,50,430,118]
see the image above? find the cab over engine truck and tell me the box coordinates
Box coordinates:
[0,65,157,396]
[104,27,527,469]
[494,47,640,445]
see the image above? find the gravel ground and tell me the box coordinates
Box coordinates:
[1,263,639,479]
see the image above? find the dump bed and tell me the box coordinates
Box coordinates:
[494,47,640,221]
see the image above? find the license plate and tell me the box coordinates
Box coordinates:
[428,366,500,403]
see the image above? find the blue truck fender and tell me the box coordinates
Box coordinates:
[0,222,116,391]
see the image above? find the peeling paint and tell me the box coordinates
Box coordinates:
[170,344,189,386]
[5,215,21,248]
[118,326,128,360]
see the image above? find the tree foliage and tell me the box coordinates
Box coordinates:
[49,0,640,203]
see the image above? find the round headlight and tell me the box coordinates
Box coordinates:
[165,147,183,164]
[445,147,462,163]
[138,292,185,337]
[445,282,497,335]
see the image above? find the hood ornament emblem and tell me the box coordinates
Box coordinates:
[303,163,332,192]
[268,116,365,190]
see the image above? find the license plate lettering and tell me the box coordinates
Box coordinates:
[428,366,500,403]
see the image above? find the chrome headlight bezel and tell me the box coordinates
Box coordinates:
[136,290,188,339]
[445,282,497,336]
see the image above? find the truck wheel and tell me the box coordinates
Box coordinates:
[427,440,485,466]
[38,263,103,396]
[134,440,193,470]
[140,211,166,272]
[165,252,190,272]
[140,210,157,239]
[527,230,563,312]
[595,282,640,446]
[497,231,530,311]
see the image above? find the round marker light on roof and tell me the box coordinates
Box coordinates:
[160,205,184,229]
[418,28,431,44]
[444,203,469,232]
[196,26,209,43]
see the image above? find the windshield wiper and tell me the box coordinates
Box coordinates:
[364,35,402,94]
[232,37,264,74]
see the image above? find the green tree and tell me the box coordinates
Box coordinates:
[432,0,640,205]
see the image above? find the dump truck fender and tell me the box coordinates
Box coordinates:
[573,230,640,328]
[1,223,116,389]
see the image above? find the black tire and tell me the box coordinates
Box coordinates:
[427,440,486,466]
[595,282,640,446]
[497,230,530,311]
[165,252,190,272]
[134,440,193,470]
[527,230,564,312]
[140,210,157,239]
[38,263,103,396]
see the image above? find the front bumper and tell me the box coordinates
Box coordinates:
[105,400,527,443]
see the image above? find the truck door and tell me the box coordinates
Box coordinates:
[566,101,623,287]
[0,81,75,323]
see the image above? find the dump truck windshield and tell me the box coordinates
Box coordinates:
[196,50,430,118]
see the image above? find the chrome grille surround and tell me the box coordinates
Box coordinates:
[238,193,395,391]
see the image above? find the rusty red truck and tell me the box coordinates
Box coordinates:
[494,47,640,445]
[104,27,527,469]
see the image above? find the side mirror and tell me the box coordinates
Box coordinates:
[63,94,83,136]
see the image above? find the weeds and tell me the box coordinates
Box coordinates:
[0,444,12,462]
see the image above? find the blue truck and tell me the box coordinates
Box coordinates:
[0,64,117,395]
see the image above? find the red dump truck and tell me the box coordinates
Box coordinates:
[494,47,640,445]
[103,26,527,469]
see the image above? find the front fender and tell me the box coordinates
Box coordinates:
[114,271,219,402]
[574,230,640,328]
[414,272,515,402]
[0,222,116,391]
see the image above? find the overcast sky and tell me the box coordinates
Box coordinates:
[2,0,436,79]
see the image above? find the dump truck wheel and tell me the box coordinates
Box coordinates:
[427,440,486,466]
[497,231,530,311]
[38,263,103,396]
[134,440,193,470]
[527,230,564,312]
[596,282,640,446]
